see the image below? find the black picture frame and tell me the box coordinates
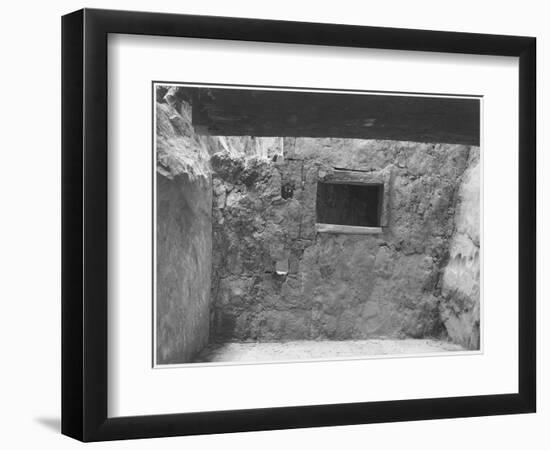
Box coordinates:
[61,8,536,442]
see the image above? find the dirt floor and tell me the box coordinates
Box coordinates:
[193,339,467,363]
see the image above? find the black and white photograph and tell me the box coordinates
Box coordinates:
[0,0,544,446]
[154,84,481,366]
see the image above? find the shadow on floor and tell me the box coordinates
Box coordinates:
[35,417,61,433]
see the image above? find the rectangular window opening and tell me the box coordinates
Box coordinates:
[316,182,383,228]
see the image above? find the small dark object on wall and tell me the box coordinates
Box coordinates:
[281,182,295,199]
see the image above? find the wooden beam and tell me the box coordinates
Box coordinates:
[185,87,480,146]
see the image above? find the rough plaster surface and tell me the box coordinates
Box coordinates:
[155,100,212,364]
[210,136,479,344]
[194,339,466,363]
[440,148,481,349]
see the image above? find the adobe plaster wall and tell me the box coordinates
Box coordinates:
[210,137,480,347]
[440,148,481,349]
[155,101,212,364]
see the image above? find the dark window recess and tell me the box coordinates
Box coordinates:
[316,182,383,227]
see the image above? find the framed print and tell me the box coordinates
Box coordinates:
[61,8,536,442]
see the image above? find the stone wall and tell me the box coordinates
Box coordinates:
[210,137,480,345]
[440,148,481,349]
[155,100,212,364]
[155,92,287,363]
